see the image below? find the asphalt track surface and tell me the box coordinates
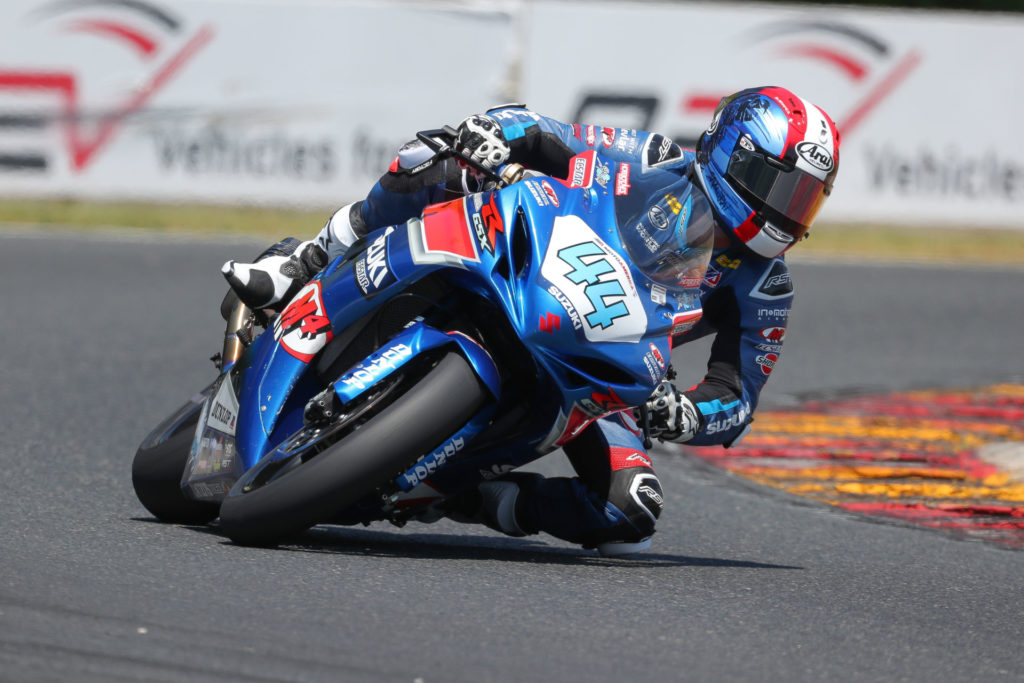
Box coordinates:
[2,228,1023,682]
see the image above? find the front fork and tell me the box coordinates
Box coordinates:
[221,299,255,371]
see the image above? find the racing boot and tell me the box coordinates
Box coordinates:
[221,237,327,310]
[441,472,546,537]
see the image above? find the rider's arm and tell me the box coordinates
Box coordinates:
[678,256,794,448]
[485,105,684,178]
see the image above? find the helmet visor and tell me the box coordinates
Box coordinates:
[726,148,828,234]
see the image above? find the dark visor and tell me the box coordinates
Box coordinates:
[726,148,829,231]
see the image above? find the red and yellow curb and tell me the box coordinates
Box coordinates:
[685,384,1024,548]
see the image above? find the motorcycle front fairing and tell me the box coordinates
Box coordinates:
[227,222,485,474]
[390,153,710,496]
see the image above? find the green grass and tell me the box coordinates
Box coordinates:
[0,198,331,240]
[1,198,1023,266]
[795,222,1024,266]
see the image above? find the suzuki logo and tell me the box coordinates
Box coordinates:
[539,312,560,334]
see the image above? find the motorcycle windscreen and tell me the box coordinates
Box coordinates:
[614,166,714,290]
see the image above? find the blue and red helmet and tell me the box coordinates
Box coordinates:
[695,87,840,258]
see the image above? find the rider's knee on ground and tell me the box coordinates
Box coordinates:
[585,468,664,546]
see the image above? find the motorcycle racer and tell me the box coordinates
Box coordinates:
[222,87,840,554]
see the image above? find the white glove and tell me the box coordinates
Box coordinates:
[644,381,702,443]
[455,114,511,170]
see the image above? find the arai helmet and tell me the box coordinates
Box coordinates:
[695,87,840,258]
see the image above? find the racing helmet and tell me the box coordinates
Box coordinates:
[695,87,840,258]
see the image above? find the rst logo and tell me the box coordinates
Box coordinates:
[541,215,647,343]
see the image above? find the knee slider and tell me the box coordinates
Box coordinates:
[609,469,663,539]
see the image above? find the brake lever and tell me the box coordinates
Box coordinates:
[637,404,654,450]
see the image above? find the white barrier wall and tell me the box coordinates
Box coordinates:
[521,2,1024,228]
[1,0,1022,228]
[0,0,517,206]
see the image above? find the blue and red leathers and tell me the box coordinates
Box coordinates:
[333,106,793,547]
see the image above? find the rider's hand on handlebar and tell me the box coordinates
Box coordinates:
[455,114,511,170]
[643,381,703,443]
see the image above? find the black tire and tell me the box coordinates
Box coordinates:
[132,424,220,525]
[219,351,488,546]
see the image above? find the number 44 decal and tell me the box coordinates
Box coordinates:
[273,280,334,362]
[557,242,629,329]
[541,215,647,343]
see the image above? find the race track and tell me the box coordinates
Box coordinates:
[2,228,1023,682]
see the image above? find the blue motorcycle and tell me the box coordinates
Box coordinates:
[132,129,714,546]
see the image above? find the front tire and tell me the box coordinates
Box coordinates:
[219,351,488,546]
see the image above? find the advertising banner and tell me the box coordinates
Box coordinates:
[0,0,516,206]
[520,1,1024,227]
[1,0,1022,228]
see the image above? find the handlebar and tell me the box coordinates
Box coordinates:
[414,127,507,187]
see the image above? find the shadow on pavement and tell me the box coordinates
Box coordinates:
[135,518,802,570]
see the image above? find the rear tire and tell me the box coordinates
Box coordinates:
[219,351,488,546]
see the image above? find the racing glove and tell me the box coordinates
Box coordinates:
[454,114,511,170]
[644,381,703,443]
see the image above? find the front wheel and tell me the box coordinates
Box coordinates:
[218,351,489,546]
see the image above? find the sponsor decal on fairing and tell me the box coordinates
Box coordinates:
[409,197,480,266]
[539,311,560,334]
[402,436,465,488]
[354,226,396,296]
[650,284,667,305]
[547,285,584,331]
[273,280,334,362]
[540,180,560,207]
[207,378,239,435]
[594,159,611,188]
[649,343,666,370]
[469,193,504,255]
[670,309,703,336]
[340,343,412,391]
[523,180,550,206]
[614,163,631,196]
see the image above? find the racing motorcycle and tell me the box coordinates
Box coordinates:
[131,129,713,546]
